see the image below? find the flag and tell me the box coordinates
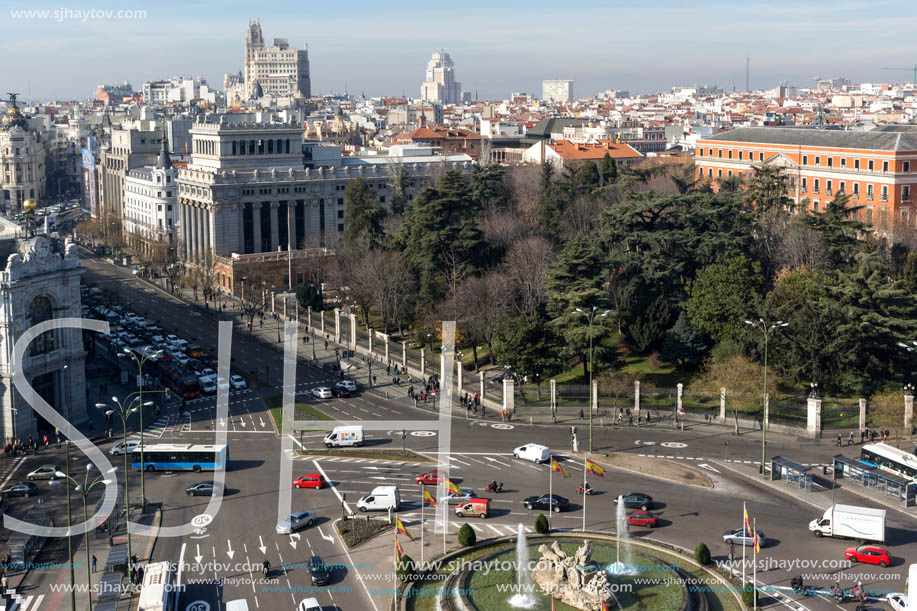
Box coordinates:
[552,598,556,611]
[423,488,437,509]
[396,518,413,541]
[446,479,461,496]
[743,504,752,534]
[744,504,760,554]
[395,536,404,562]
[585,459,605,477]
[601,600,609,611]
[551,458,570,479]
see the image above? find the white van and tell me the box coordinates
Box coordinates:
[226,600,250,611]
[324,425,363,448]
[175,339,189,353]
[357,485,400,512]
[513,443,550,464]
[199,375,217,395]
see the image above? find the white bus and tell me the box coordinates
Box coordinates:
[860,442,917,480]
[132,443,229,472]
[138,561,177,611]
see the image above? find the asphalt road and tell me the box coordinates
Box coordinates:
[11,251,904,611]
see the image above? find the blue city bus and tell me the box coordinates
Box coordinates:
[131,443,229,472]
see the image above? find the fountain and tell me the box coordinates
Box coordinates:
[609,496,635,575]
[508,523,538,609]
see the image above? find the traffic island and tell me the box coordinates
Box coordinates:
[336,516,394,548]
[582,452,714,488]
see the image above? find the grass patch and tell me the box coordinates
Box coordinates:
[297,448,433,462]
[265,395,335,433]
[337,517,392,548]
[406,543,514,611]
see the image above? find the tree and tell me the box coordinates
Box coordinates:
[693,542,711,565]
[343,178,385,248]
[597,369,639,417]
[743,165,791,216]
[599,153,618,186]
[799,193,865,270]
[386,159,410,214]
[502,236,555,315]
[685,256,765,344]
[901,250,917,293]
[869,391,908,445]
[534,514,550,535]
[716,174,744,193]
[296,282,324,311]
[470,164,508,211]
[457,272,510,369]
[661,312,709,367]
[492,314,561,399]
[457,523,476,546]
[690,354,778,434]
[670,163,697,194]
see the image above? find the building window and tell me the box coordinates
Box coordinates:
[738,151,743,160]
[881,185,888,201]
[28,295,54,356]
[905,161,911,172]
[338,223,344,232]
[718,149,722,158]
[815,156,820,166]
[813,178,820,194]
[728,150,733,159]
[868,160,874,171]
[380,196,386,203]
[801,178,807,192]
[813,200,819,212]
[841,158,846,168]
[759,152,764,161]
[708,169,713,178]
[867,184,874,200]
[827,157,833,167]
[904,185,911,201]
[802,155,808,165]
[838,182,845,194]
[853,183,859,196]
[337,197,344,204]
[708,148,713,156]
[826,180,832,195]
[883,161,889,172]
[697,149,703,157]
[337,210,344,219]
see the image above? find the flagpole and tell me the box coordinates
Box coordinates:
[582,454,587,532]
[421,484,425,570]
[443,481,448,554]
[742,502,746,585]
[286,206,292,292]
[753,516,757,611]
[549,454,553,532]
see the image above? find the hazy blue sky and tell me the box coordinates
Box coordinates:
[1,0,915,101]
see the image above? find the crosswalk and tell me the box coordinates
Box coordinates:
[393,517,534,537]
[3,592,44,611]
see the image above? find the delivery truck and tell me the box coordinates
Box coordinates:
[324,425,364,448]
[809,504,886,543]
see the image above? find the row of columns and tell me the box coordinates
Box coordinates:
[180,202,213,261]
[180,200,304,261]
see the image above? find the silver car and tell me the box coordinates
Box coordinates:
[276,511,315,534]
[27,465,60,480]
[440,489,475,505]
[722,528,765,548]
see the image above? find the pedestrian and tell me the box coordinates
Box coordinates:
[860,430,865,444]
[42,434,48,447]
[579,409,584,420]
[848,431,854,445]
[91,554,97,573]
[646,412,651,424]
[33,445,38,456]
[372,376,377,386]
[836,433,842,446]
[1,574,7,595]
[137,565,145,585]
[628,414,633,426]
[423,392,427,403]
[386,365,391,376]
[130,567,137,584]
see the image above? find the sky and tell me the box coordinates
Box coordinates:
[0,0,916,101]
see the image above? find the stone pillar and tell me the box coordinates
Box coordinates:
[806,397,822,438]
[349,313,357,350]
[334,308,341,344]
[320,311,325,336]
[237,205,245,254]
[633,380,640,419]
[420,349,426,379]
[764,393,769,430]
[591,379,598,414]
[283,295,288,319]
[179,203,187,259]
[456,358,463,395]
[271,291,276,314]
[190,207,200,260]
[368,329,373,356]
[720,388,727,421]
[676,383,684,414]
[252,203,262,253]
[270,202,280,252]
[287,202,297,250]
[858,398,866,431]
[479,371,485,400]
[906,394,914,428]
[203,208,211,256]
[384,335,390,363]
[550,380,557,417]
[402,342,407,369]
[306,306,312,334]
[503,378,514,416]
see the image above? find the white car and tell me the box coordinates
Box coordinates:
[229,375,247,390]
[110,440,140,455]
[276,511,315,534]
[298,598,322,611]
[312,387,332,399]
[887,593,908,611]
[217,377,231,392]
[201,368,216,378]
[337,379,357,392]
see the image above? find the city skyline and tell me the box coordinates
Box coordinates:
[1,0,916,101]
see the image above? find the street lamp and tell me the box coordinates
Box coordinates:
[745,318,788,477]
[574,306,610,453]
[55,464,117,611]
[117,349,163,510]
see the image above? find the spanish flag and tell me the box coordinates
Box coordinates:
[396,518,413,541]
[551,457,570,479]
[585,459,605,477]
[744,504,760,554]
[423,488,437,509]
[743,503,752,533]
[601,600,609,611]
[395,536,404,562]
[446,478,461,496]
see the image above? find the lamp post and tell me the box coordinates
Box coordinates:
[64,440,76,611]
[117,350,162,511]
[744,318,788,477]
[55,464,117,611]
[574,306,610,453]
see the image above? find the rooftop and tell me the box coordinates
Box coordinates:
[703,126,917,151]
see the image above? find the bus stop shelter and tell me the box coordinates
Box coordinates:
[92,601,117,611]
[105,543,128,576]
[770,456,814,491]
[833,455,917,507]
[97,572,123,602]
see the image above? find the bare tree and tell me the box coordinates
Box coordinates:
[478,209,532,252]
[196,252,219,306]
[385,159,410,214]
[868,391,906,447]
[456,271,510,369]
[501,236,555,315]
[775,219,830,271]
[442,248,470,321]
[559,194,603,239]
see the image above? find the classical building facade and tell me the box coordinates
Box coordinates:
[421,51,462,105]
[0,234,87,442]
[223,20,311,102]
[98,128,162,233]
[176,117,474,294]
[695,127,917,230]
[0,95,47,214]
[123,138,178,254]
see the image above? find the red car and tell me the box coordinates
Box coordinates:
[844,545,892,567]
[293,474,326,489]
[626,510,659,528]
[415,470,443,485]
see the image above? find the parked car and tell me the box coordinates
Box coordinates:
[887,593,908,611]
[523,494,569,512]
[2,482,38,497]
[415,470,443,485]
[27,465,60,480]
[336,380,357,392]
[613,493,653,510]
[293,474,326,489]
[186,481,224,497]
[276,511,315,534]
[311,387,332,399]
[230,375,247,390]
[216,377,231,393]
[308,556,331,586]
[626,510,659,527]
[298,599,321,611]
[844,544,892,567]
[110,440,140,455]
[722,528,766,548]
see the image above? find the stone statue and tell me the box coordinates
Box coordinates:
[531,540,618,611]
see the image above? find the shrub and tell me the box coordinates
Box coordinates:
[694,542,711,565]
[534,514,550,535]
[741,584,757,607]
[397,554,415,583]
[458,523,476,546]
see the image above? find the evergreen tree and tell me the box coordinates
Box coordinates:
[599,152,618,186]
[661,312,709,366]
[799,192,865,270]
[343,178,385,247]
[685,256,765,343]
[743,165,792,215]
[492,314,562,398]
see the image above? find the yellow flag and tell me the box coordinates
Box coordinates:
[551,458,570,479]
[423,488,437,508]
[585,459,605,477]
[446,479,461,496]
[396,518,413,541]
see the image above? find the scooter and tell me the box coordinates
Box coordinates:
[576,485,595,495]
[486,482,504,493]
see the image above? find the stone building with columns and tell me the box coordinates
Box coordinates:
[1,95,47,214]
[0,234,88,443]
[176,117,473,294]
[123,137,178,255]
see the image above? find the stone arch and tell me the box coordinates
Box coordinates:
[27,294,54,356]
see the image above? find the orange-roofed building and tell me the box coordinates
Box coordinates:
[391,124,483,159]
[522,139,642,169]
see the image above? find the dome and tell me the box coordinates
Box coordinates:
[0,104,28,132]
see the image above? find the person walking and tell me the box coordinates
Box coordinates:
[836,433,842,446]
[91,554,97,573]
[848,431,854,445]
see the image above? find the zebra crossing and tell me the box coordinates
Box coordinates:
[2,592,44,611]
[393,517,534,537]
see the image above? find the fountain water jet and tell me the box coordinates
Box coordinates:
[609,495,635,575]
[508,523,538,609]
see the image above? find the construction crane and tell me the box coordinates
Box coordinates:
[881,65,917,84]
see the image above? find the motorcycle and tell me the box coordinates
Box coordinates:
[263,561,271,577]
[576,485,595,495]
[831,585,845,604]
[486,482,504,493]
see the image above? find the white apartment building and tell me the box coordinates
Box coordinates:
[123,139,178,253]
[542,80,574,103]
[226,20,311,101]
[142,77,217,105]
[421,51,463,105]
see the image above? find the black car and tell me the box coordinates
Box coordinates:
[333,387,353,398]
[2,482,38,497]
[186,481,223,497]
[309,556,331,586]
[523,494,569,512]
[613,493,653,510]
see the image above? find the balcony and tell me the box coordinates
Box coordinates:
[866,194,874,201]
[826,189,833,196]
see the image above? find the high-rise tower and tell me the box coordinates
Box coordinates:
[421,50,463,105]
